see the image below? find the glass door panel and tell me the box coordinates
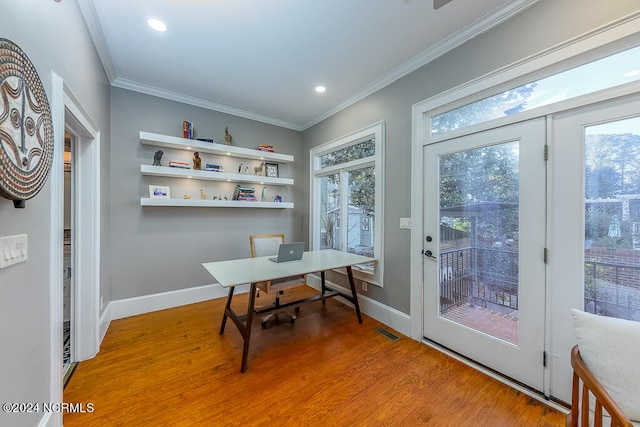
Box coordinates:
[438,141,520,344]
[584,117,640,321]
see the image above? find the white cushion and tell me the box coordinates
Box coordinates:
[572,309,640,421]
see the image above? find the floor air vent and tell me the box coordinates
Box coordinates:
[374,327,400,342]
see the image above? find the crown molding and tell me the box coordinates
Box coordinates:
[301,0,540,130]
[77,0,116,83]
[111,78,304,131]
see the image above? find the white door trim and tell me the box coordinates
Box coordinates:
[49,72,101,421]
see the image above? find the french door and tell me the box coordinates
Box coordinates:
[423,118,547,391]
[550,95,640,402]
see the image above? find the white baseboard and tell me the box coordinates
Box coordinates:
[306,274,411,337]
[108,283,249,320]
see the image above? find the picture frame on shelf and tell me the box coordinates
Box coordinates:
[149,185,171,199]
[265,162,279,178]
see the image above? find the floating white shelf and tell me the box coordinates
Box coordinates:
[140,198,294,209]
[140,164,294,186]
[140,131,294,163]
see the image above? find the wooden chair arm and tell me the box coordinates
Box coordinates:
[567,345,633,427]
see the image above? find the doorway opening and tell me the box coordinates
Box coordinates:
[63,130,76,385]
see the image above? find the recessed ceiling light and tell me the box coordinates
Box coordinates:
[315,86,326,93]
[147,17,167,32]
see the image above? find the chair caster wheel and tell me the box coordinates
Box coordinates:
[261,320,268,329]
[295,307,300,313]
[290,318,295,324]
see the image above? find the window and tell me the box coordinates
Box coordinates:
[310,122,384,284]
[431,45,640,136]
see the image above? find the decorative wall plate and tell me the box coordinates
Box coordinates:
[0,38,54,207]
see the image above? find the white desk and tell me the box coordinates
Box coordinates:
[202,249,375,372]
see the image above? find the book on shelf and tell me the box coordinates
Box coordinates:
[256,144,275,152]
[182,121,195,139]
[169,160,190,169]
[232,184,257,201]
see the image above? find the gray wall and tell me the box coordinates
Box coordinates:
[0,1,110,426]
[301,0,640,315]
[109,88,303,300]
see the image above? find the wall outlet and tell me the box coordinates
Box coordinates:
[362,281,368,292]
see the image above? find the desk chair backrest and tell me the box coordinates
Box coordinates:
[250,234,285,258]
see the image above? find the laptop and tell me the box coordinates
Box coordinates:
[268,242,305,263]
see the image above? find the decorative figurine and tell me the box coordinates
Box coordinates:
[200,189,207,200]
[261,186,267,202]
[273,193,282,203]
[153,150,163,166]
[254,161,265,176]
[193,151,201,170]
[224,127,233,145]
[213,195,219,200]
[184,194,191,199]
[224,195,228,200]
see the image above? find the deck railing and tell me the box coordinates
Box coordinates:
[584,259,640,321]
[439,247,640,321]
[439,247,518,312]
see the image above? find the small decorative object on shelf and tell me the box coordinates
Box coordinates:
[265,162,279,178]
[254,161,264,176]
[261,186,267,202]
[183,121,195,139]
[224,127,233,145]
[153,150,163,166]
[149,185,170,199]
[200,189,207,200]
[184,194,191,199]
[196,138,214,143]
[193,151,201,170]
[273,193,282,203]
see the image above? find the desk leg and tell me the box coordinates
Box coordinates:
[240,282,258,373]
[220,286,235,335]
[346,266,363,324]
[321,270,327,304]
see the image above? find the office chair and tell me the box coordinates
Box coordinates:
[249,234,306,328]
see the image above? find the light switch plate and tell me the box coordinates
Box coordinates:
[0,234,28,269]
[400,218,412,229]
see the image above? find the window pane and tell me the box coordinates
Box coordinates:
[584,116,640,321]
[320,139,375,168]
[432,46,640,135]
[348,166,375,270]
[320,174,340,250]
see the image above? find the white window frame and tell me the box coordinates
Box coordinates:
[310,121,385,286]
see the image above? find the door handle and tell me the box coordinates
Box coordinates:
[423,250,437,260]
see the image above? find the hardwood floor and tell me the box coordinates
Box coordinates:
[64,286,567,426]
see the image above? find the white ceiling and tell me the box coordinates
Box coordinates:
[79,0,537,130]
